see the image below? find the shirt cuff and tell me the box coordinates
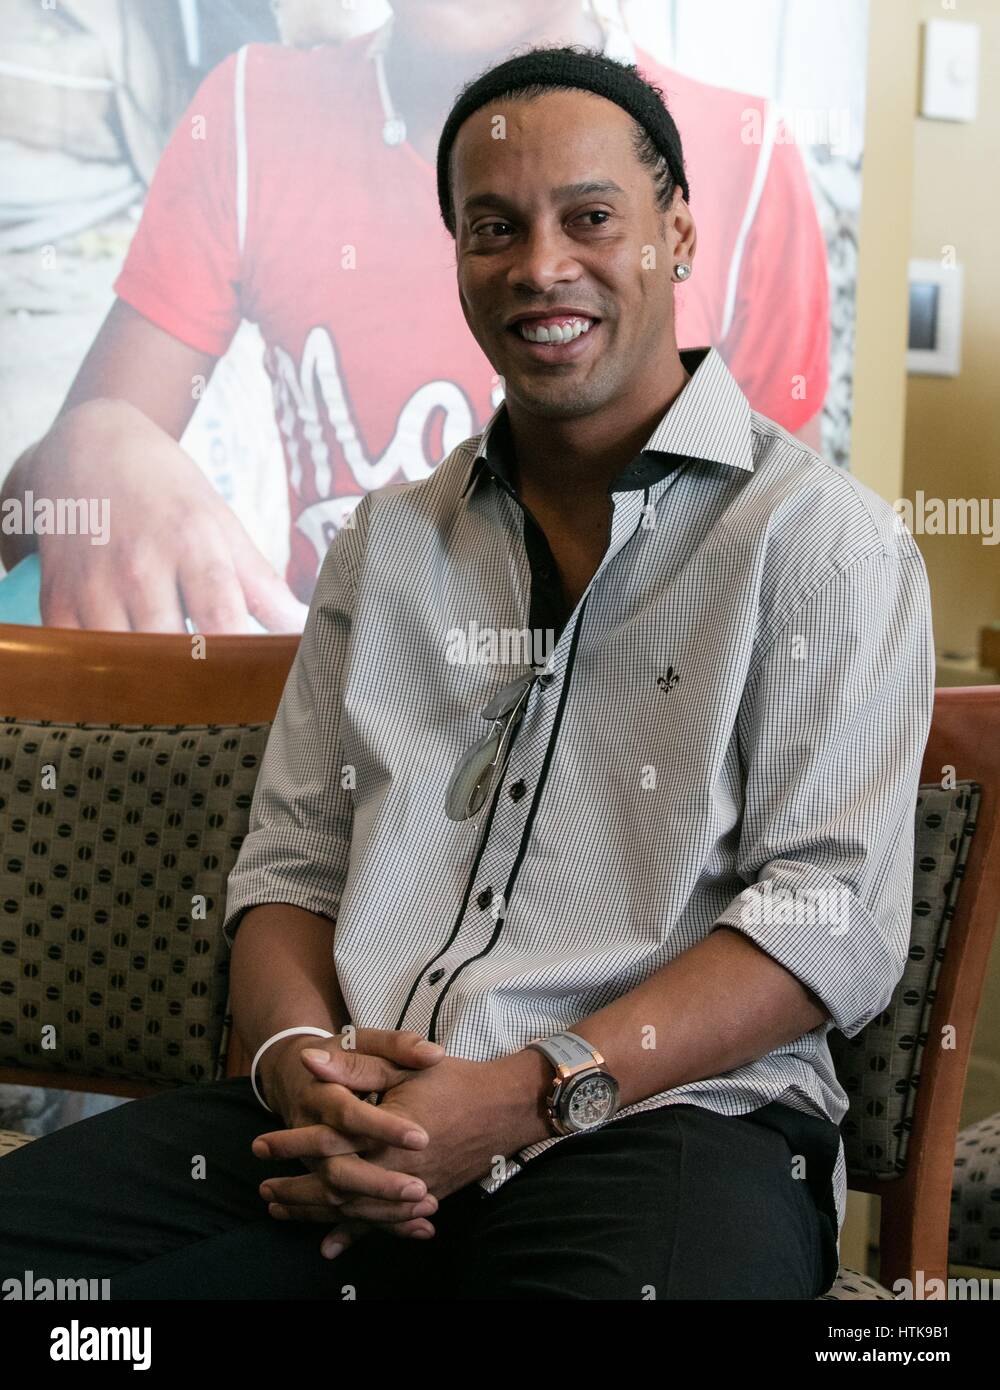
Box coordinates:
[222,878,342,948]
[712,861,904,1038]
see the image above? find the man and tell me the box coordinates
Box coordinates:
[0,0,829,631]
[0,45,933,1301]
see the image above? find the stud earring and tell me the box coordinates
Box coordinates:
[673,263,692,281]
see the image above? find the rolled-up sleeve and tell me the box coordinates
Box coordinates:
[222,503,369,946]
[713,545,936,1038]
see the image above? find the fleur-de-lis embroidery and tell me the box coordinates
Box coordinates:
[656,667,680,693]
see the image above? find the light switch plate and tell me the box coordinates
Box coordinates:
[921,19,979,121]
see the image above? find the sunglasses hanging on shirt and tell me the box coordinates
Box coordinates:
[444,670,539,821]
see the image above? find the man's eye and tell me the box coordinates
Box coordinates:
[472,211,611,238]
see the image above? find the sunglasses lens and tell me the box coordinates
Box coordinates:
[444,730,502,821]
[467,773,492,818]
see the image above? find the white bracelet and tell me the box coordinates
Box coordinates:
[250,1026,336,1113]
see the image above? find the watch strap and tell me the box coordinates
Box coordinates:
[526,1029,601,1071]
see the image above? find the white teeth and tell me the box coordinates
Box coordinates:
[518,317,594,343]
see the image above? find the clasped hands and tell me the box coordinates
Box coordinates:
[251,1028,526,1260]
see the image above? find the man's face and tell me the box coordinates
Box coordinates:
[452,90,691,422]
[391,0,586,54]
[275,0,390,45]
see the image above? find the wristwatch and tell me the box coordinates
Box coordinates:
[526,1030,620,1136]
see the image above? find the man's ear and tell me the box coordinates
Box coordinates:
[671,195,697,266]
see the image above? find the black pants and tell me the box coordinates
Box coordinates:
[0,1078,840,1299]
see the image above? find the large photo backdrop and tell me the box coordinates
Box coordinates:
[0,0,868,637]
[0,0,871,1136]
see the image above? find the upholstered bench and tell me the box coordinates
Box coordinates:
[0,718,270,1091]
[0,714,988,1298]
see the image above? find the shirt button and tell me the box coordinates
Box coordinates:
[476,887,493,910]
[428,968,445,985]
[539,671,555,687]
[509,779,527,801]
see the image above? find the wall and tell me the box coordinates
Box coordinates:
[906,0,1000,660]
[851,0,919,504]
[848,0,1000,1280]
[906,0,1000,1158]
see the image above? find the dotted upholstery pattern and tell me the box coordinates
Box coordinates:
[0,1127,36,1156]
[0,719,270,1087]
[828,783,981,1182]
[819,1265,895,1300]
[950,1111,1000,1270]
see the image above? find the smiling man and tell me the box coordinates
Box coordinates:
[448,88,693,614]
[0,46,934,1302]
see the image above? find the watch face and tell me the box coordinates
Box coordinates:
[563,1073,618,1130]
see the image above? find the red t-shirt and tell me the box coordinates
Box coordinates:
[114,37,829,604]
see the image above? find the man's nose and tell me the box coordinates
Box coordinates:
[506,223,584,291]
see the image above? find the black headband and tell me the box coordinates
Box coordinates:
[436,45,690,233]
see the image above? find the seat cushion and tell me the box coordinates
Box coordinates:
[0,718,270,1087]
[818,1265,895,1300]
[0,1127,36,1155]
[950,1110,1000,1270]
